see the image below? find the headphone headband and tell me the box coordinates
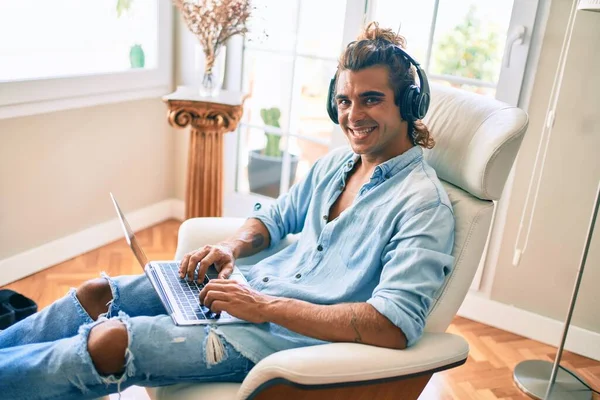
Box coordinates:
[326,43,431,125]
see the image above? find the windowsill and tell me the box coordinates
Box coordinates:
[0,84,172,120]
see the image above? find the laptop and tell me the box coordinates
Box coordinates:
[110,193,251,326]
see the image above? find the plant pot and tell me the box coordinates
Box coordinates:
[248,149,299,198]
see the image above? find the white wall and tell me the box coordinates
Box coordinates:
[488,2,600,334]
[0,99,175,262]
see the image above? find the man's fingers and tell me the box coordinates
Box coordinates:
[203,291,229,309]
[185,248,211,281]
[179,245,236,283]
[179,253,191,277]
[206,279,237,286]
[199,281,238,303]
[209,300,227,314]
[217,262,234,279]
[179,246,210,279]
[196,251,220,283]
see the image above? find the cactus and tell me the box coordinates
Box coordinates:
[260,107,282,157]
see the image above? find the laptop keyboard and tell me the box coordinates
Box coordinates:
[161,262,220,321]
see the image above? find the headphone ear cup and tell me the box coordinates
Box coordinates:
[403,85,428,122]
[401,85,417,122]
[326,77,338,124]
[416,91,430,120]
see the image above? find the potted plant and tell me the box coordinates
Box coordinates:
[115,0,145,68]
[248,107,299,197]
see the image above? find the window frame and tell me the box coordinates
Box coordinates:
[366,0,540,106]
[0,1,173,120]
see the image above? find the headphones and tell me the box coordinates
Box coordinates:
[326,44,430,125]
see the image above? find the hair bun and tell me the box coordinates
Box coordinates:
[357,21,407,49]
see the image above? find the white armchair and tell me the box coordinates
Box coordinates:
[148,83,528,400]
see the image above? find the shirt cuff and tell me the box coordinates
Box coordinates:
[249,204,281,250]
[367,296,423,347]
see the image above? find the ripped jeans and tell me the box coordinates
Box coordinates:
[0,273,255,400]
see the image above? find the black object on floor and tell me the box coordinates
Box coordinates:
[0,302,15,330]
[0,289,37,329]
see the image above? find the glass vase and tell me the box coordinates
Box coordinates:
[199,47,226,97]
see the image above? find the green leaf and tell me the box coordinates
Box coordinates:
[117,0,133,18]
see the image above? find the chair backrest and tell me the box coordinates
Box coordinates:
[422,83,528,333]
[237,83,528,334]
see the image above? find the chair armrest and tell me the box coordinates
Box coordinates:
[174,217,298,264]
[175,218,246,259]
[236,332,468,400]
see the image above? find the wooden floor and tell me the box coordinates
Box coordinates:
[3,219,600,399]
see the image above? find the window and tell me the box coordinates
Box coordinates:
[235,0,350,200]
[223,0,538,216]
[0,1,159,81]
[0,0,173,119]
[371,0,515,98]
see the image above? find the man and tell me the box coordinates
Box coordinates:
[0,22,454,399]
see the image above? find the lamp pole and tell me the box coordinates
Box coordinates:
[544,181,600,398]
[513,183,599,400]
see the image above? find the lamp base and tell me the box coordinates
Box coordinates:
[513,360,592,399]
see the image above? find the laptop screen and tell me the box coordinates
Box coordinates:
[110,193,149,269]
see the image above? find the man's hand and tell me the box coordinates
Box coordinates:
[179,244,235,283]
[199,279,274,324]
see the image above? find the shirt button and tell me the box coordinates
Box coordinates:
[254,203,262,211]
[262,277,269,282]
[347,161,353,168]
[385,173,391,179]
[323,215,328,221]
[317,245,323,251]
[295,273,302,279]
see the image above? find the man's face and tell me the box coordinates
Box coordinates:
[335,65,408,160]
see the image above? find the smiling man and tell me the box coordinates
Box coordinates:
[0,22,455,399]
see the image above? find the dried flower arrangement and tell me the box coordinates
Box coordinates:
[172,0,253,95]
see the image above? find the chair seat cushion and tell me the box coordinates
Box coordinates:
[147,382,240,400]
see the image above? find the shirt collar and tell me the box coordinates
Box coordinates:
[342,146,423,180]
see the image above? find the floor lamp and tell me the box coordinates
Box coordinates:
[512,1,600,399]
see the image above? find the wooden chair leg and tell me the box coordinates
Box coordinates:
[253,373,432,400]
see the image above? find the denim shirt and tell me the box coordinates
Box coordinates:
[217,145,455,364]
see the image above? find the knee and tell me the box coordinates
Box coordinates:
[77,278,113,320]
[88,320,128,376]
